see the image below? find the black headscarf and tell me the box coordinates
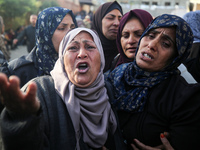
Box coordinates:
[91,1,123,72]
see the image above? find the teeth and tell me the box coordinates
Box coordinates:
[144,53,152,59]
[79,63,87,67]
[78,63,88,70]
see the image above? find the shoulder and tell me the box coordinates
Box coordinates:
[152,75,200,102]
[8,48,36,71]
[32,75,54,89]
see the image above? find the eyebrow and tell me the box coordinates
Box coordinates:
[106,14,122,18]
[70,40,94,44]
[150,29,175,45]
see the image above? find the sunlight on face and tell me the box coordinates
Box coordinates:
[136,27,176,72]
[102,9,122,40]
[121,17,144,59]
[64,31,101,87]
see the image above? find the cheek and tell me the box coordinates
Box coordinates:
[120,38,127,52]
[64,55,74,74]
[92,54,101,73]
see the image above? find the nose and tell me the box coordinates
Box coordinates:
[77,48,88,59]
[147,38,159,51]
[127,34,137,44]
[113,18,120,26]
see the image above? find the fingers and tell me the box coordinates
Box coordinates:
[25,82,41,114]
[131,143,139,150]
[160,133,174,150]
[0,73,40,115]
[133,139,160,150]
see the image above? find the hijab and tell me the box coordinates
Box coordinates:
[116,9,153,67]
[183,10,200,43]
[91,1,123,72]
[108,14,193,112]
[51,28,117,149]
[35,7,77,76]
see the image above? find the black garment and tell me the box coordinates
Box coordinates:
[0,76,126,150]
[91,1,123,73]
[16,25,35,53]
[184,43,200,82]
[107,75,200,150]
[5,47,39,87]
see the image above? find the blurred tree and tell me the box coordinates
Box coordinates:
[0,0,59,31]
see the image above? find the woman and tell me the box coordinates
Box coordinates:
[106,14,200,150]
[0,16,10,61]
[91,1,123,72]
[4,7,77,87]
[111,9,153,69]
[182,10,200,82]
[0,28,125,150]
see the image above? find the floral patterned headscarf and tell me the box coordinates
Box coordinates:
[107,14,193,112]
[35,7,77,76]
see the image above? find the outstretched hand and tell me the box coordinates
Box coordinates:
[0,73,40,115]
[131,133,174,150]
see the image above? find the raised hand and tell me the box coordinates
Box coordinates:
[0,73,40,115]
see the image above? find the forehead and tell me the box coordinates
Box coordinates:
[60,14,73,24]
[149,27,176,41]
[71,31,94,42]
[123,17,144,30]
[105,9,122,16]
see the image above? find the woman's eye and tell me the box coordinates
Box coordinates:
[68,46,77,51]
[87,45,95,50]
[106,17,114,20]
[57,27,65,31]
[162,42,170,48]
[122,34,129,39]
[147,33,155,39]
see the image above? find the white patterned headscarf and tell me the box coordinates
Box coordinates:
[50,28,117,149]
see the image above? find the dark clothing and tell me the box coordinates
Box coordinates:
[16,25,35,53]
[6,47,39,87]
[0,76,126,150]
[184,43,200,82]
[109,75,200,150]
[0,35,10,61]
[91,1,123,73]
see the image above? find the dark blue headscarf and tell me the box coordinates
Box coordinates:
[35,7,77,76]
[107,14,193,112]
[183,10,200,43]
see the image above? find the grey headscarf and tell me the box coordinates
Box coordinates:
[50,28,117,149]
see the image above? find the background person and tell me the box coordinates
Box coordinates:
[110,9,153,71]
[0,16,10,61]
[182,10,200,82]
[91,1,123,72]
[13,14,37,53]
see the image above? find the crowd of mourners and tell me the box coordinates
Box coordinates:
[0,2,200,150]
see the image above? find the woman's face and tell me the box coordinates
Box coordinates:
[102,9,122,40]
[64,31,101,88]
[121,17,144,59]
[136,27,176,72]
[52,14,76,53]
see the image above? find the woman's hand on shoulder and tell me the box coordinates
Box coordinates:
[131,133,174,150]
[0,73,40,115]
